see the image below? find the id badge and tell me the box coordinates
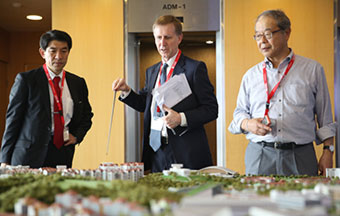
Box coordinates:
[262,114,271,126]
[63,128,70,142]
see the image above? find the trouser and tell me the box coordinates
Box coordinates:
[43,136,75,168]
[245,141,318,176]
[151,137,176,173]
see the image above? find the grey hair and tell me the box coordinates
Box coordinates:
[256,10,291,30]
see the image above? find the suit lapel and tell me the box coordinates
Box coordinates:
[38,67,52,124]
[172,54,185,76]
[149,62,161,90]
[65,72,79,103]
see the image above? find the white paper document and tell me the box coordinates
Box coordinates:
[152,73,192,112]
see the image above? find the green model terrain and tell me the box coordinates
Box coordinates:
[0,172,339,213]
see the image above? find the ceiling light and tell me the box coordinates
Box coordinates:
[26,15,43,21]
[12,2,22,8]
[206,40,214,44]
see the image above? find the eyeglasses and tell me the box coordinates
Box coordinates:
[253,29,282,41]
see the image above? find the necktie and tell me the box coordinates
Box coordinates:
[150,63,168,152]
[154,63,168,118]
[160,63,168,85]
[53,77,64,149]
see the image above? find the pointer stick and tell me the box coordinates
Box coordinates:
[106,91,117,155]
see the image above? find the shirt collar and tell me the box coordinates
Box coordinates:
[264,48,294,68]
[163,50,179,67]
[46,66,63,80]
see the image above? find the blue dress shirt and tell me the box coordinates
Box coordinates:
[228,50,337,144]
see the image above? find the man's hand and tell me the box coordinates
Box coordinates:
[318,137,334,176]
[1,163,8,168]
[241,118,272,136]
[112,78,130,93]
[163,105,181,129]
[318,151,333,176]
[64,133,77,146]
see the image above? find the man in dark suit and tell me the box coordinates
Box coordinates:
[113,15,218,173]
[0,30,93,168]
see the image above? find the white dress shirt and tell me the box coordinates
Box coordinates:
[150,51,187,137]
[121,50,188,138]
[47,67,74,133]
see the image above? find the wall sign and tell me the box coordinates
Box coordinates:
[127,0,220,32]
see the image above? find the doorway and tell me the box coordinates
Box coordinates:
[123,0,225,166]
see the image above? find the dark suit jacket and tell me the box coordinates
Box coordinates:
[121,54,218,171]
[0,66,93,168]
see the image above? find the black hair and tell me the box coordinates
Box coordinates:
[39,29,72,51]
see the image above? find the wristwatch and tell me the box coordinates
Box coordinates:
[323,145,335,153]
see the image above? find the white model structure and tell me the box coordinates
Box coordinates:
[326,168,340,178]
[162,164,191,177]
[162,164,238,178]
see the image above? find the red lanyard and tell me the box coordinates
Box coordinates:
[43,64,65,126]
[157,49,182,87]
[263,55,295,115]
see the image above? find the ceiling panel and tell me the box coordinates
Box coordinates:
[0,0,51,32]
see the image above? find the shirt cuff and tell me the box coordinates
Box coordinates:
[180,112,187,127]
[316,122,337,144]
[120,89,131,99]
[228,116,249,134]
[239,118,249,134]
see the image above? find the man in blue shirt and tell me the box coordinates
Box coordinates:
[229,10,337,176]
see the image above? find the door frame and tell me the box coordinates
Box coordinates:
[334,0,340,167]
[123,0,226,167]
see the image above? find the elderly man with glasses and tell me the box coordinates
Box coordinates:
[229,9,337,176]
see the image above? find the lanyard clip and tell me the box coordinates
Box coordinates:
[266,102,270,110]
[53,111,63,116]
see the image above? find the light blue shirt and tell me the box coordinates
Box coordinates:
[228,50,337,144]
